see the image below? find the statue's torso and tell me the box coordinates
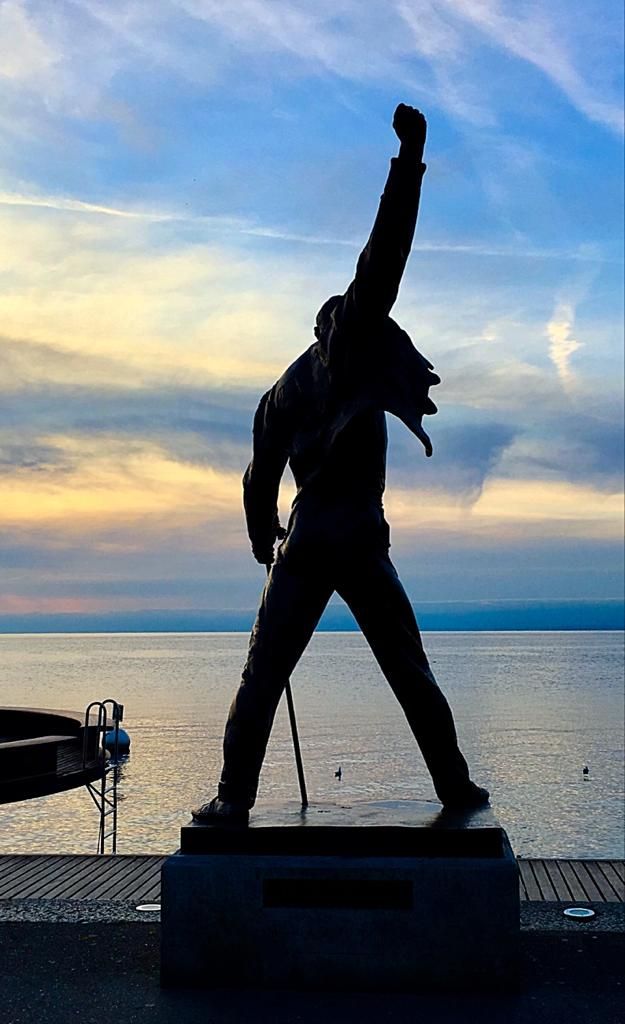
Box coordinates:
[276,344,387,504]
[271,345,390,559]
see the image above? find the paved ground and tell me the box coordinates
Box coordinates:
[0,920,623,1024]
[0,898,623,929]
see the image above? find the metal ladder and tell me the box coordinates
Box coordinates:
[82,699,124,855]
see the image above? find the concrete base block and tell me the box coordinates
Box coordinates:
[161,800,519,991]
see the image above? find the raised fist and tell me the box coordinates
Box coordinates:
[393,104,427,154]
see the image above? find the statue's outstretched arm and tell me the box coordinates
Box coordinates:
[341,105,427,326]
[242,389,289,565]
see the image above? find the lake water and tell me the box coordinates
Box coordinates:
[0,631,623,859]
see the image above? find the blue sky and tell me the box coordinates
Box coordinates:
[0,0,623,626]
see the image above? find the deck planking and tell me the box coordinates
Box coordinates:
[0,855,622,904]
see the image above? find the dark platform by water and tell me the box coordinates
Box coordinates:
[0,707,106,804]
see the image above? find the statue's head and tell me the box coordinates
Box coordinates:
[314,295,343,340]
[315,298,440,456]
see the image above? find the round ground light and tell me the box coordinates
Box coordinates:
[563,907,595,919]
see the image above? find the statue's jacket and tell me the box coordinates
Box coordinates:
[243,149,434,568]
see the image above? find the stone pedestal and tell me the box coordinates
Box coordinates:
[161,800,519,990]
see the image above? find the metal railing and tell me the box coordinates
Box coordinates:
[82,700,124,854]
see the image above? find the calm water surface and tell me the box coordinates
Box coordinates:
[0,631,623,858]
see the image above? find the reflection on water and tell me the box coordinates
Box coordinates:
[0,631,623,858]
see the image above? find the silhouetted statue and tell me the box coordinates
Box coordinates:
[193,105,489,825]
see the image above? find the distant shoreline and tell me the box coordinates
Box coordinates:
[0,598,623,636]
[1,622,622,630]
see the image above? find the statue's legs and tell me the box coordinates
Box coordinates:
[335,552,476,804]
[218,555,333,808]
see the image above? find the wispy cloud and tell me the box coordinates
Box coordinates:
[546,301,583,387]
[0,0,621,613]
[0,188,617,264]
[438,0,624,135]
[0,191,172,220]
[1,1,621,135]
[0,0,60,81]
[177,0,623,133]
[173,0,624,134]
[544,259,605,389]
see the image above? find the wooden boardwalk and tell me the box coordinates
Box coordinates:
[0,855,622,904]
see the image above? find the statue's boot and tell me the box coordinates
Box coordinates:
[191,796,249,827]
[439,781,490,812]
